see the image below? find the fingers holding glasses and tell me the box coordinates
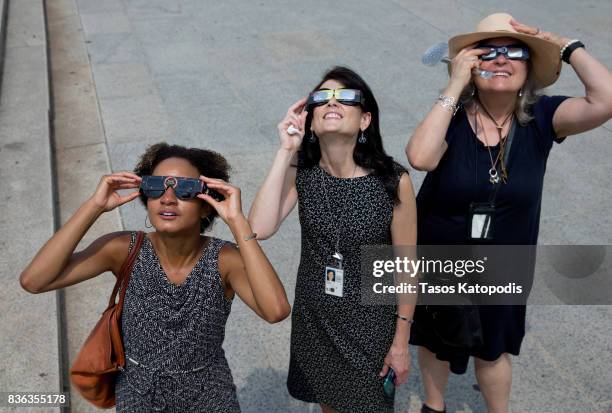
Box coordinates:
[103,172,140,183]
[449,43,489,89]
[112,171,142,181]
[91,172,141,211]
[198,176,238,203]
[198,175,229,187]
[199,177,237,199]
[197,176,243,223]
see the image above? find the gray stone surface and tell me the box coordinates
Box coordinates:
[0,0,60,411]
[47,1,125,411]
[0,0,6,58]
[1,0,610,411]
[74,0,612,411]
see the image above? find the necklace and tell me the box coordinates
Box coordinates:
[319,162,358,267]
[475,104,513,184]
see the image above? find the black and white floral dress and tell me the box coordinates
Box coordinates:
[115,234,240,412]
[287,164,405,413]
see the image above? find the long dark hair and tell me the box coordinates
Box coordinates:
[299,66,403,203]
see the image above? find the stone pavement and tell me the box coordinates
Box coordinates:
[0,2,63,413]
[2,0,611,411]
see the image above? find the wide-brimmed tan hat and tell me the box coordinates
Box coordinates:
[448,13,562,88]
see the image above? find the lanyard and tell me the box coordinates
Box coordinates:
[318,163,357,266]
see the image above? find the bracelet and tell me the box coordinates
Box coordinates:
[395,313,414,323]
[437,95,459,115]
[560,39,584,63]
[243,233,257,241]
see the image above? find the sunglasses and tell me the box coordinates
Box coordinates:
[479,45,530,61]
[307,88,365,108]
[140,175,222,201]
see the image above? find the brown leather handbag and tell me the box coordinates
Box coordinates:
[70,231,145,408]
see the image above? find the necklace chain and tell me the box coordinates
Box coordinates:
[475,103,513,183]
[319,162,357,255]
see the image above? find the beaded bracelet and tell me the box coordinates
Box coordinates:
[437,95,459,115]
[560,39,584,63]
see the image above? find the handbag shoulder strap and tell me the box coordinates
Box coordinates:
[107,231,145,309]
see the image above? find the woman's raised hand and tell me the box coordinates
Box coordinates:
[510,19,570,48]
[90,172,141,212]
[449,43,490,90]
[277,97,308,152]
[198,176,244,224]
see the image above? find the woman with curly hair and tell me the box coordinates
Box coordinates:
[20,142,291,412]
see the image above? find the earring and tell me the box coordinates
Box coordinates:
[518,88,523,97]
[308,130,317,143]
[358,130,367,144]
[203,215,212,227]
[470,84,476,97]
[145,216,152,228]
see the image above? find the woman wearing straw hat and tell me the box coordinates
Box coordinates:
[405,12,612,413]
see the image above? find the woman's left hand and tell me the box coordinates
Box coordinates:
[379,344,411,386]
[197,176,244,224]
[510,19,570,48]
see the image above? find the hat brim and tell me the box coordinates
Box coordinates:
[448,31,562,88]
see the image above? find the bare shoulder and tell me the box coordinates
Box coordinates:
[92,231,136,276]
[397,173,415,197]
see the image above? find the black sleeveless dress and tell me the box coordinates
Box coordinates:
[287,164,406,413]
[115,234,241,412]
[410,95,569,374]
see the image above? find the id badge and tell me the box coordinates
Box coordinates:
[468,202,495,241]
[325,266,344,297]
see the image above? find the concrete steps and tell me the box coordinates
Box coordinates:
[0,0,120,411]
[0,0,62,410]
[47,0,122,411]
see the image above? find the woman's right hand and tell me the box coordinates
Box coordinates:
[448,44,490,90]
[90,172,142,212]
[277,97,308,152]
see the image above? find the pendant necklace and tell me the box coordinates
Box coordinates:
[475,103,513,184]
[319,162,358,269]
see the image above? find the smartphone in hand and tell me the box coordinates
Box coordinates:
[382,367,396,399]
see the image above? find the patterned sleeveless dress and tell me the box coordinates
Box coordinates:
[287,164,406,413]
[115,233,240,412]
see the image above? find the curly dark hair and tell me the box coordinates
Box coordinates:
[299,66,404,203]
[133,142,231,232]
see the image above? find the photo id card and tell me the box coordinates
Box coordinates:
[324,266,344,297]
[468,202,495,241]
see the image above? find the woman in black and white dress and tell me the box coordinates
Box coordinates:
[249,66,418,413]
[20,143,291,412]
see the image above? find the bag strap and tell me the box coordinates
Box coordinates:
[488,119,517,204]
[107,231,145,309]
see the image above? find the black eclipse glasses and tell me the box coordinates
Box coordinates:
[479,44,530,61]
[306,88,365,108]
[140,175,222,201]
